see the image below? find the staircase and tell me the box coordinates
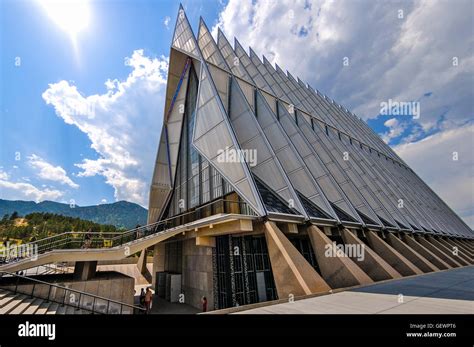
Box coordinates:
[0,271,145,314]
[0,289,91,314]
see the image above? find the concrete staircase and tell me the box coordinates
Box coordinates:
[0,289,91,314]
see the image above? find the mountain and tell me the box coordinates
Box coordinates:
[0,199,148,229]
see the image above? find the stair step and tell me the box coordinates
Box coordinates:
[0,293,18,308]
[23,298,44,314]
[0,290,9,299]
[0,295,27,314]
[46,303,60,314]
[10,297,36,314]
[35,301,51,314]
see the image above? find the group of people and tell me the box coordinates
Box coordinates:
[139,287,154,314]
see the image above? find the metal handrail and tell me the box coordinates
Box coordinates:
[1,199,256,264]
[0,271,145,314]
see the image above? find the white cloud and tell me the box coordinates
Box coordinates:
[213,0,473,132]
[28,154,79,189]
[164,16,171,29]
[394,124,474,228]
[381,118,407,144]
[100,198,107,204]
[42,49,168,206]
[0,170,64,202]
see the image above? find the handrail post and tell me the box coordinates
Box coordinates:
[46,285,52,302]
[15,275,19,294]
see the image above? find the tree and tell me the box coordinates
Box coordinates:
[1,214,9,223]
[9,211,19,220]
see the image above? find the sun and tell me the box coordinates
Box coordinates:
[39,0,91,40]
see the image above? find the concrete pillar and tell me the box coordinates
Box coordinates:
[385,233,439,273]
[452,239,474,257]
[307,225,373,289]
[401,234,450,270]
[137,249,152,283]
[458,239,474,252]
[73,261,97,281]
[264,222,331,298]
[152,243,165,289]
[443,238,473,262]
[414,235,463,268]
[366,231,422,276]
[425,236,469,267]
[340,229,401,281]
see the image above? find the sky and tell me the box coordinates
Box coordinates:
[0,0,472,227]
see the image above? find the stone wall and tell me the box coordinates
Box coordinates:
[181,239,214,311]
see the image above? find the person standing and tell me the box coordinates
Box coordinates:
[201,296,208,312]
[139,288,146,308]
[144,287,153,314]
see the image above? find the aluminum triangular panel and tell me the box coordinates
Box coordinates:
[166,62,190,184]
[192,64,265,216]
[217,28,253,82]
[172,5,200,59]
[148,127,172,223]
[228,76,307,218]
[197,19,229,71]
[276,100,363,224]
[254,90,336,220]
[234,39,271,93]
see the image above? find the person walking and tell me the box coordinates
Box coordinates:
[144,287,153,314]
[83,229,93,249]
[201,296,208,312]
[139,288,146,308]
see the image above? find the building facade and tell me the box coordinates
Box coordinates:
[148,6,474,311]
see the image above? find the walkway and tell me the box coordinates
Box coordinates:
[236,266,474,314]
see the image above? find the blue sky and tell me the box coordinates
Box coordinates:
[0,0,472,227]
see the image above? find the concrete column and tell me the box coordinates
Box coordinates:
[425,236,469,267]
[458,239,474,252]
[264,222,331,298]
[366,231,422,276]
[152,243,165,289]
[414,235,462,268]
[73,261,97,281]
[307,225,373,289]
[440,238,474,264]
[137,249,152,283]
[442,238,473,262]
[453,239,474,257]
[340,229,401,281]
[385,233,439,273]
[401,234,450,270]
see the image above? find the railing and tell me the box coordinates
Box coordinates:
[0,271,145,314]
[0,199,256,264]
[26,263,73,276]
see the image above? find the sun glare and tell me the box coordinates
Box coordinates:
[40,0,91,39]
